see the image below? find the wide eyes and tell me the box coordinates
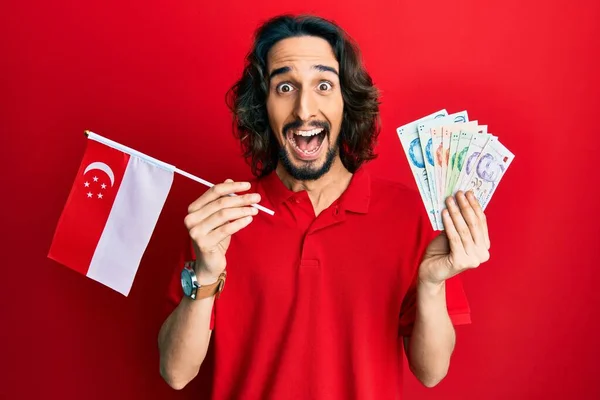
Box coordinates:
[275,81,334,94]
[278,83,294,93]
[318,82,332,91]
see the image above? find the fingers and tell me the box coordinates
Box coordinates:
[445,193,476,255]
[441,208,465,256]
[466,191,490,250]
[186,192,262,227]
[188,179,252,214]
[192,214,254,252]
[199,204,259,236]
[204,215,255,249]
[184,178,260,255]
[455,191,487,249]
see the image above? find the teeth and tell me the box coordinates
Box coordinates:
[292,140,321,155]
[294,128,324,137]
[288,134,323,155]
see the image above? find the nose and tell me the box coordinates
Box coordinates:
[293,88,318,122]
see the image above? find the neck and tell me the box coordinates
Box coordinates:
[275,157,353,216]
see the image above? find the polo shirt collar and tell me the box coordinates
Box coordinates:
[338,166,370,213]
[260,166,371,214]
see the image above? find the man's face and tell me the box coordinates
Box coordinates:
[266,36,344,181]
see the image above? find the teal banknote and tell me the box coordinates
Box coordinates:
[397,109,448,229]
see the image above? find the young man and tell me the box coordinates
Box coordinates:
[158,14,490,399]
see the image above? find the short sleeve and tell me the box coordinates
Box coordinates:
[398,213,471,337]
[164,239,217,330]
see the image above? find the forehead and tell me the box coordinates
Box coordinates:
[267,36,338,72]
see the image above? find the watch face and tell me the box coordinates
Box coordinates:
[181,269,193,297]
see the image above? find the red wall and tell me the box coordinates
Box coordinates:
[2,0,599,399]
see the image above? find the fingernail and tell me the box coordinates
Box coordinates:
[242,182,251,189]
[448,197,456,207]
[250,207,259,214]
[251,193,261,202]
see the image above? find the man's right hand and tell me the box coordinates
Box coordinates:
[184,179,260,283]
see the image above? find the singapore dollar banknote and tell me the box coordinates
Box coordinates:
[397,110,514,230]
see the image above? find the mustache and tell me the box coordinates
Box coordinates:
[283,119,331,135]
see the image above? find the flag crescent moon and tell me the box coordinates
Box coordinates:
[84,162,115,187]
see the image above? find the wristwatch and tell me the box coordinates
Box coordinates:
[180,261,227,300]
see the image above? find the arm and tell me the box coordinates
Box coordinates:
[158,273,217,390]
[403,280,455,388]
[404,191,490,387]
[158,179,260,390]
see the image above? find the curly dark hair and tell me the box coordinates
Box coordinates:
[225,14,381,178]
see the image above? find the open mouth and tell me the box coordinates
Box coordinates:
[286,128,328,158]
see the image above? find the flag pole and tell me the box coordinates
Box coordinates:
[84,130,275,216]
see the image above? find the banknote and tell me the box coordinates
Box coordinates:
[444,122,483,198]
[461,138,515,210]
[397,109,514,231]
[397,109,448,229]
[417,111,468,229]
[443,121,478,200]
[440,125,452,199]
[455,133,496,193]
[432,126,444,212]
[417,126,435,225]
[444,127,462,198]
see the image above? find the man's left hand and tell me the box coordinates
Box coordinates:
[418,190,491,286]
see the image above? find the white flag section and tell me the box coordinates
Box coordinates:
[87,155,173,295]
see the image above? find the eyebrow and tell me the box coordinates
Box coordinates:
[313,64,339,75]
[269,66,291,80]
[268,64,339,80]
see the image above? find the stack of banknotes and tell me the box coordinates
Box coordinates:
[397,109,515,231]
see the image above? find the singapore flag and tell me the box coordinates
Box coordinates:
[48,132,174,296]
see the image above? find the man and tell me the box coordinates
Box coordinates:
[158,14,489,399]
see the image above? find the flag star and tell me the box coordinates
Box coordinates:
[87,192,93,198]
[84,181,90,187]
[101,183,107,189]
[93,176,99,182]
[97,193,103,199]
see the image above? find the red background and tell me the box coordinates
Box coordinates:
[2,0,599,399]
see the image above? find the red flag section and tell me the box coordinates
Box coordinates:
[48,139,130,276]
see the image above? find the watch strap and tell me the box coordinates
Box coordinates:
[195,270,227,300]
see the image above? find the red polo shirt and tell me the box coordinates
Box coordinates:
[165,166,471,399]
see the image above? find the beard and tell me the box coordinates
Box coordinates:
[278,134,340,181]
